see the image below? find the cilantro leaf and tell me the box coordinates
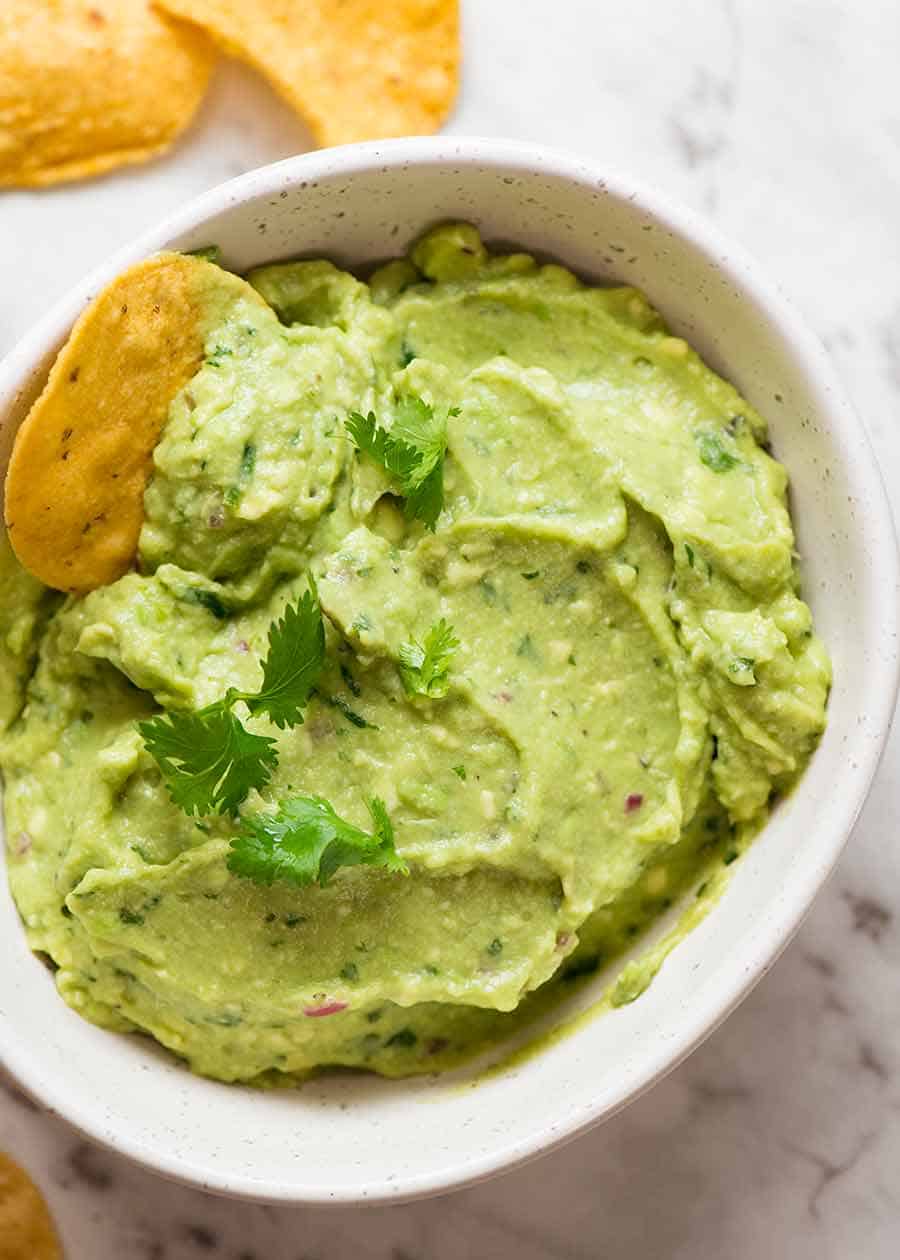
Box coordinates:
[345,410,417,481]
[138,707,278,816]
[138,584,324,817]
[345,397,458,530]
[241,585,324,729]
[404,462,444,530]
[227,795,408,888]
[398,619,459,698]
[390,395,449,476]
[695,429,740,473]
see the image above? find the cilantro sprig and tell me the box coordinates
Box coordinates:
[138,583,324,815]
[227,794,408,888]
[398,619,459,698]
[345,396,458,529]
[138,582,411,891]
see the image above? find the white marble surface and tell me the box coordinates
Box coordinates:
[2,0,900,1254]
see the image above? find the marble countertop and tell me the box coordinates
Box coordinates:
[2,1,899,1255]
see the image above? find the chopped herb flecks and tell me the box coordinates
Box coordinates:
[386,1027,417,1048]
[695,429,740,473]
[340,663,361,697]
[183,587,229,620]
[326,694,378,729]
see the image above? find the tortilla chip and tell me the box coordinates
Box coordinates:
[154,0,459,146]
[4,254,223,592]
[0,1,214,188]
[0,1153,63,1260]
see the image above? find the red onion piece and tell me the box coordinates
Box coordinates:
[303,1001,348,1018]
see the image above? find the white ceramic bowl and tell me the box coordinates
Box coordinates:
[1,138,897,1205]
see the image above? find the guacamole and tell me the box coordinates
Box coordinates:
[0,224,830,1082]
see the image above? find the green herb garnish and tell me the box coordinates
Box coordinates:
[350,612,373,635]
[139,584,324,814]
[695,429,740,473]
[241,586,325,729]
[385,1027,417,1048]
[183,587,230,620]
[398,619,459,698]
[239,441,256,479]
[138,705,279,816]
[340,663,361,697]
[345,397,458,529]
[224,441,257,505]
[727,656,756,683]
[227,795,407,888]
[516,632,538,661]
[326,693,378,729]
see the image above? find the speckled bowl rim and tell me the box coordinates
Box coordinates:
[0,138,897,1205]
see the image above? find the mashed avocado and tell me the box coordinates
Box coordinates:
[0,224,830,1082]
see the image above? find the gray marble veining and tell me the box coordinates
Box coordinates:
[2,1,899,1255]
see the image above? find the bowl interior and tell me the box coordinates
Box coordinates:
[1,141,897,1203]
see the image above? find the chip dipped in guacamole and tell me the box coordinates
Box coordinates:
[0,225,830,1083]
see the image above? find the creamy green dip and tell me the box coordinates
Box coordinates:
[0,224,830,1082]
